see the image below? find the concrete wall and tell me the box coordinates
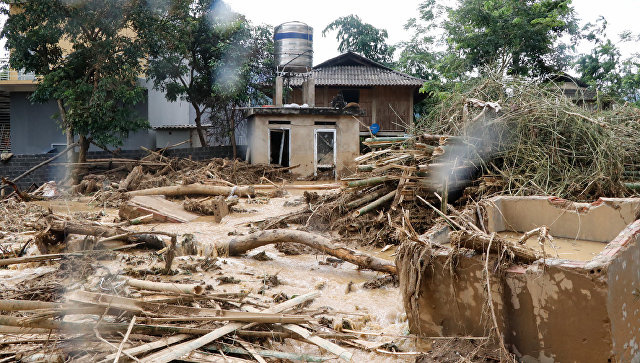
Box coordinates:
[156,129,202,149]
[9,91,154,154]
[10,92,66,154]
[486,196,640,242]
[247,113,359,177]
[397,196,640,362]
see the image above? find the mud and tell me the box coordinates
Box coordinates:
[11,189,420,362]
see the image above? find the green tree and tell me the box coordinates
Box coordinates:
[442,0,578,77]
[575,18,640,105]
[0,0,149,165]
[134,0,250,147]
[322,15,396,66]
[207,24,275,157]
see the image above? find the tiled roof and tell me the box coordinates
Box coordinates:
[288,52,425,87]
[289,65,426,87]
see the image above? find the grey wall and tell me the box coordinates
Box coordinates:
[9,91,155,153]
[10,92,66,154]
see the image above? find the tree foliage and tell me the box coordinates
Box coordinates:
[0,0,149,154]
[575,18,640,105]
[444,0,578,77]
[134,0,272,150]
[322,15,396,66]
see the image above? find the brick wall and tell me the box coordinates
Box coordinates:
[0,145,247,189]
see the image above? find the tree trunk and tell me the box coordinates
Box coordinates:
[229,108,237,159]
[126,183,254,198]
[193,107,208,147]
[219,229,397,275]
[73,135,91,183]
[57,99,76,183]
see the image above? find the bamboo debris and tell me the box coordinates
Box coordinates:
[140,292,321,363]
[124,278,204,295]
[220,229,397,275]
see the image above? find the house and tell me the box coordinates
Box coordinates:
[244,106,362,177]
[287,52,426,135]
[244,52,426,178]
[547,73,610,110]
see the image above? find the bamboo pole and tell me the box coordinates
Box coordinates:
[345,188,390,209]
[203,343,331,362]
[126,183,254,198]
[125,278,204,295]
[139,292,321,363]
[346,176,388,188]
[624,182,640,190]
[353,190,396,217]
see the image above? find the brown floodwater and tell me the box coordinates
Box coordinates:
[497,230,608,261]
[27,190,418,362]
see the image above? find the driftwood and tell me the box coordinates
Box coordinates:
[124,278,204,295]
[353,190,396,217]
[220,229,397,275]
[140,292,321,363]
[119,165,144,191]
[126,183,254,198]
[37,217,166,250]
[450,230,542,264]
[0,243,141,267]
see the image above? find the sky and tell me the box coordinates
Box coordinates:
[1,0,639,64]
[225,0,640,65]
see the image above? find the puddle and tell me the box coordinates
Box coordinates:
[497,231,607,261]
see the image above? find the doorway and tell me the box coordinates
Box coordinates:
[314,129,336,176]
[269,128,290,167]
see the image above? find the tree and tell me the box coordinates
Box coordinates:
[1,0,149,167]
[322,15,396,66]
[207,23,275,158]
[575,18,640,106]
[134,0,250,147]
[442,0,578,77]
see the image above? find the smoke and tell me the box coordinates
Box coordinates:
[206,0,237,31]
[429,101,506,197]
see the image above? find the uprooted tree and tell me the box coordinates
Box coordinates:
[1,0,149,180]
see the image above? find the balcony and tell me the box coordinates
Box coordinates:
[0,58,38,92]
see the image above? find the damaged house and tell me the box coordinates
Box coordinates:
[244,28,425,177]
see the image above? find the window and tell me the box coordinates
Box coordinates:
[341,89,360,103]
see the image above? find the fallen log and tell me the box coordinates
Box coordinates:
[0,244,141,267]
[450,230,542,264]
[126,183,254,198]
[346,176,388,188]
[219,229,397,275]
[37,217,166,250]
[119,165,144,191]
[345,187,390,210]
[125,278,204,295]
[353,190,396,217]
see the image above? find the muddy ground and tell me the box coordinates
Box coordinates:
[0,187,497,362]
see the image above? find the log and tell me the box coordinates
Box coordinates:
[346,176,388,188]
[139,292,321,363]
[353,190,396,217]
[119,165,144,191]
[99,334,191,363]
[0,244,141,267]
[252,183,341,190]
[125,278,204,295]
[450,230,542,264]
[204,343,331,362]
[625,182,640,190]
[126,183,254,198]
[345,188,390,209]
[220,229,396,275]
[41,218,166,249]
